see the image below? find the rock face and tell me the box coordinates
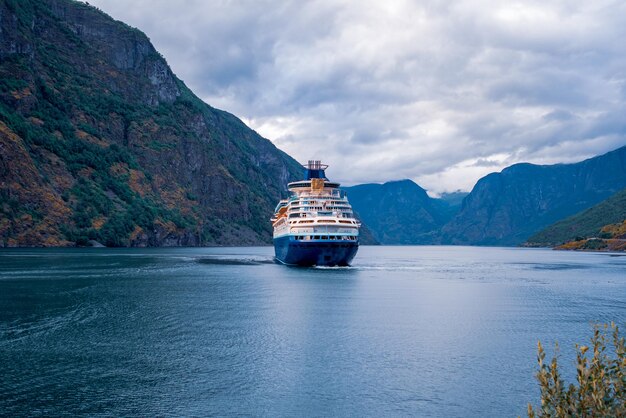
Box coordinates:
[441,146,626,245]
[343,180,458,244]
[0,0,302,247]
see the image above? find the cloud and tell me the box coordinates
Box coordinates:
[90,0,626,192]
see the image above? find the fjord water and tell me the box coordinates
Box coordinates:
[1,247,625,416]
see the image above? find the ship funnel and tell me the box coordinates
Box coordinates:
[304,160,328,180]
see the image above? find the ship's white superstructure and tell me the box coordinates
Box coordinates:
[272,161,360,266]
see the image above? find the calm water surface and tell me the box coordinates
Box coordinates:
[1,246,625,416]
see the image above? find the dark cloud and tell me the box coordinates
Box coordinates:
[91,0,626,192]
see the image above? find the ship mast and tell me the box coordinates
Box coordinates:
[304,160,329,180]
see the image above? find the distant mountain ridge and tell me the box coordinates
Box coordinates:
[343,180,459,244]
[441,146,626,245]
[345,146,626,246]
[439,191,469,208]
[0,0,302,247]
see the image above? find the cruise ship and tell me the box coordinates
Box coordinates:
[272,161,360,266]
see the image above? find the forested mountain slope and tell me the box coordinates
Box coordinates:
[0,0,302,247]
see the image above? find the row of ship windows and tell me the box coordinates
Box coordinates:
[290,204,347,209]
[298,198,347,202]
[288,213,353,218]
[294,201,350,205]
[290,206,351,211]
[291,244,354,248]
[293,235,357,241]
[290,216,356,224]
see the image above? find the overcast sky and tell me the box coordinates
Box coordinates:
[90,0,626,193]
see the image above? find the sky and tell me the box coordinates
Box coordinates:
[89,0,626,193]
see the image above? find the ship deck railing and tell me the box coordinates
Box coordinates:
[295,191,344,198]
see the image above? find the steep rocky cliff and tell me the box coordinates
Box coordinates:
[441,146,626,245]
[343,180,458,244]
[0,0,302,247]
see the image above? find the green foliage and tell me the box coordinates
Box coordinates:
[0,77,29,93]
[176,86,208,114]
[0,102,36,144]
[0,188,43,238]
[3,0,36,30]
[528,324,626,417]
[582,238,608,250]
[70,178,112,219]
[65,169,195,245]
[97,210,137,247]
[147,140,176,151]
[0,190,27,223]
[0,191,20,212]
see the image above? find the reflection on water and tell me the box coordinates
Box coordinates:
[0,246,625,416]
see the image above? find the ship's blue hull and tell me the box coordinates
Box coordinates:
[273,235,358,266]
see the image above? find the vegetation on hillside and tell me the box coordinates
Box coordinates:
[0,0,301,247]
[0,38,194,245]
[527,188,626,246]
[526,188,626,250]
[553,220,626,252]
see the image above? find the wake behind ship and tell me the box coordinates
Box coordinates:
[272,161,360,266]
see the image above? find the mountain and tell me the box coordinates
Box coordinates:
[0,0,302,247]
[438,191,469,222]
[353,221,379,245]
[526,188,626,246]
[343,180,458,244]
[441,146,626,245]
[439,191,469,208]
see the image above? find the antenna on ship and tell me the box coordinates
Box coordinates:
[304,160,329,180]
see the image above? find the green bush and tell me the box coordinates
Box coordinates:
[582,238,607,250]
[528,324,626,417]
